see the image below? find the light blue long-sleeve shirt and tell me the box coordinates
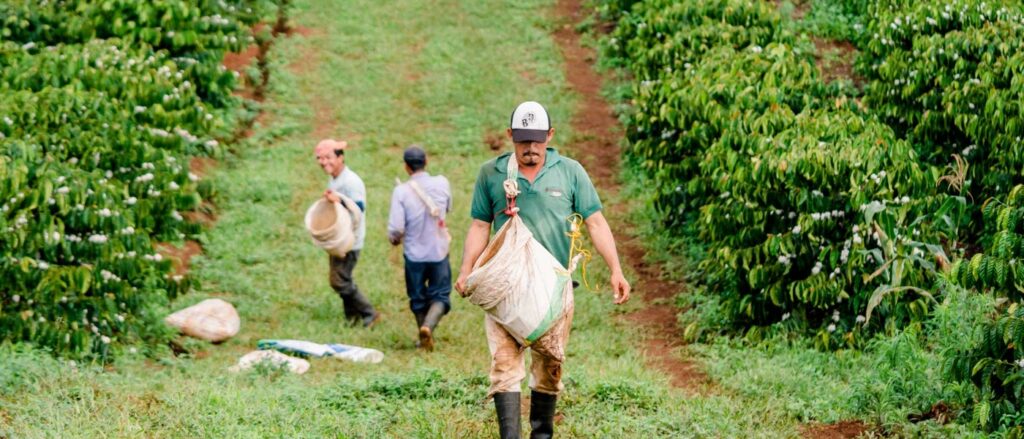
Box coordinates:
[388,172,451,262]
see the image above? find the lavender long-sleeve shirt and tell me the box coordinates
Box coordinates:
[388,172,451,262]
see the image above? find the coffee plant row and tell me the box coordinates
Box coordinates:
[854,0,1024,431]
[604,0,1024,429]
[0,0,274,359]
[604,0,974,348]
[859,0,1024,241]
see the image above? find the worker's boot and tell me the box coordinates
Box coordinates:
[493,392,522,439]
[413,311,426,348]
[418,301,445,351]
[529,391,557,439]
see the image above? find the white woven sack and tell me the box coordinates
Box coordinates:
[463,157,578,345]
[304,198,354,258]
[229,350,310,374]
[164,298,240,342]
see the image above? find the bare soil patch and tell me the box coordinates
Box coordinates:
[484,132,505,151]
[800,420,872,439]
[156,241,203,278]
[813,38,863,87]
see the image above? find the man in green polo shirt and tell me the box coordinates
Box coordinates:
[455,101,631,439]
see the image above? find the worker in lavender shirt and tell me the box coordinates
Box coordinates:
[387,145,453,351]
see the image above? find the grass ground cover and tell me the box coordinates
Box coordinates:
[0,0,742,437]
[3,0,1002,437]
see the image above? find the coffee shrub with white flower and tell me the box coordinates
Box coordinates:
[0,0,268,359]
[607,0,960,348]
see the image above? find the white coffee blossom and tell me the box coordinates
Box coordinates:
[827,324,837,332]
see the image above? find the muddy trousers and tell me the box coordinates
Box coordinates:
[485,294,575,398]
[329,251,376,325]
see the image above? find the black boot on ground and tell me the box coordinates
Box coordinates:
[413,311,426,347]
[529,391,557,439]
[418,301,445,351]
[493,392,522,439]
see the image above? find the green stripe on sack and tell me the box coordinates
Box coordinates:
[525,273,569,344]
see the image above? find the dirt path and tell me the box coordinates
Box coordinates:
[551,0,707,393]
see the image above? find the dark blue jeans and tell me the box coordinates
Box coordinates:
[404,255,451,314]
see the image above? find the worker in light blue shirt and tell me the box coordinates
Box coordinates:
[315,139,379,328]
[387,145,452,351]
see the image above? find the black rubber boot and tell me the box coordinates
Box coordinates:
[494,392,522,439]
[529,391,557,439]
[422,301,445,331]
[418,302,445,351]
[413,311,426,348]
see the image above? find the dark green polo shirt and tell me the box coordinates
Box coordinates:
[470,148,602,267]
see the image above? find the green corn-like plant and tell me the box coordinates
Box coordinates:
[946,185,1024,431]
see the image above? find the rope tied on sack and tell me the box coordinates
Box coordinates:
[504,156,521,216]
[566,213,595,290]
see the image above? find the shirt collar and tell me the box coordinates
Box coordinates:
[495,147,561,173]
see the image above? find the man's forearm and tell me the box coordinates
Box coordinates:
[460,220,491,273]
[585,212,624,275]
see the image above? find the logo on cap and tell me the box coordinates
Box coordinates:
[521,112,535,128]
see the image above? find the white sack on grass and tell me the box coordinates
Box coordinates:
[257,339,384,364]
[228,350,310,374]
[164,298,240,342]
[304,196,360,258]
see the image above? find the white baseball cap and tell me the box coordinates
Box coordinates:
[509,101,550,143]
